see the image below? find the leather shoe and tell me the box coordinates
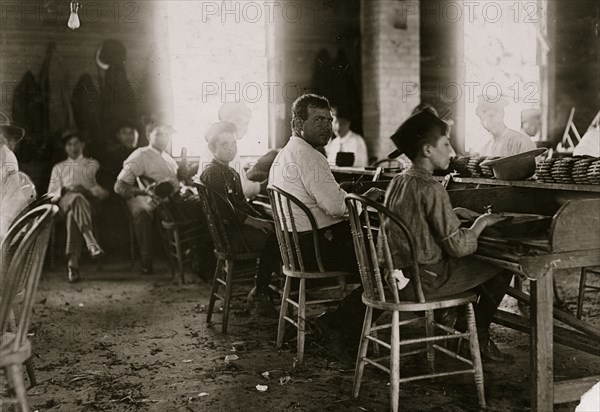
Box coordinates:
[480,337,515,364]
[254,292,279,319]
[68,267,81,283]
[434,308,458,328]
[88,244,104,260]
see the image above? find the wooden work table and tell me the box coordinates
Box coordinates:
[261,171,600,409]
[445,182,600,410]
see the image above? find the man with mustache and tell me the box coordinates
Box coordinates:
[270,94,383,359]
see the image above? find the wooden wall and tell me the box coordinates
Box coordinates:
[548,0,600,143]
[0,1,161,117]
[271,0,362,149]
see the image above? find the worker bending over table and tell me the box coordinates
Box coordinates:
[382,109,515,363]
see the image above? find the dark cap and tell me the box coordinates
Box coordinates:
[331,105,352,121]
[388,109,449,159]
[117,118,138,131]
[142,113,176,136]
[61,128,83,145]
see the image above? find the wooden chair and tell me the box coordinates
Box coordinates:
[345,194,486,412]
[370,158,404,170]
[3,196,53,387]
[135,176,188,283]
[577,267,600,319]
[155,199,205,284]
[267,185,351,363]
[194,179,260,333]
[1,204,58,411]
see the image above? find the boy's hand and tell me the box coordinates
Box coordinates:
[454,207,481,221]
[477,213,510,227]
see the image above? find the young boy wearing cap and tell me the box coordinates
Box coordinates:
[48,130,109,283]
[383,109,514,363]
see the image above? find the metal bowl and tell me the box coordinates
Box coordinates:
[480,148,547,181]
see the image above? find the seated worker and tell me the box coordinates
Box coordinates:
[199,121,280,316]
[476,95,536,157]
[114,123,180,274]
[98,120,139,192]
[48,130,109,283]
[325,106,368,167]
[383,109,514,363]
[270,94,383,357]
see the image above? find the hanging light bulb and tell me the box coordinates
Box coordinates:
[68,1,80,30]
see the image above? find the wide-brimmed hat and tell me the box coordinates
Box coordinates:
[0,112,25,144]
[388,109,449,159]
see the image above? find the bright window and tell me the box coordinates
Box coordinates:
[166,1,269,159]
[463,0,540,153]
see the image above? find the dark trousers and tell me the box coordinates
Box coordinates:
[238,226,281,294]
[299,221,512,345]
[126,196,155,261]
[296,221,371,342]
[171,193,281,290]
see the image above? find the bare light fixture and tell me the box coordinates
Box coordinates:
[68,1,81,30]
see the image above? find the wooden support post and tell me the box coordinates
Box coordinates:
[531,270,554,411]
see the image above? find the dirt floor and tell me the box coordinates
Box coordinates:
[2,258,600,412]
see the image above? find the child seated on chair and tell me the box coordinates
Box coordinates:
[381,109,514,363]
[199,121,281,317]
[48,130,108,283]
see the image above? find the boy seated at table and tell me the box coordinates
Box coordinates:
[199,121,281,317]
[382,109,514,363]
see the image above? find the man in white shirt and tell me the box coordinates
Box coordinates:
[114,124,179,274]
[325,106,368,167]
[48,130,108,282]
[270,94,383,360]
[476,96,536,157]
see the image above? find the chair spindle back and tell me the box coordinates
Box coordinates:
[267,185,325,273]
[345,194,425,304]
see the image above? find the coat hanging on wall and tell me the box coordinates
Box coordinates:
[11,71,43,163]
[72,73,102,157]
[39,42,76,162]
[98,39,138,150]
